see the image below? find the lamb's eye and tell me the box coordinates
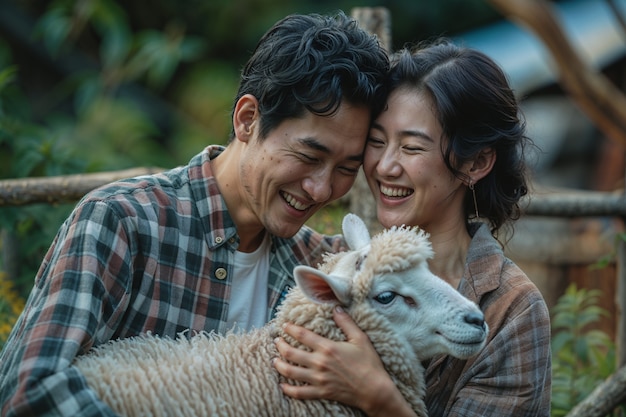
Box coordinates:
[374,291,396,305]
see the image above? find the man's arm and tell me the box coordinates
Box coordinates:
[0,201,131,416]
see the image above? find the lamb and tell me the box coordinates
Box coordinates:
[73,213,489,417]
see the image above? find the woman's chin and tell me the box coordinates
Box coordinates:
[377,209,415,229]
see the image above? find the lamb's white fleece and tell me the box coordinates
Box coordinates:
[75,291,425,416]
[74,213,488,417]
[77,328,295,417]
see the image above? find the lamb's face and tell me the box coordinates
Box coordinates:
[294,214,488,362]
[365,262,488,360]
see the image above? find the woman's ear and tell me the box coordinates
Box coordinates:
[468,147,496,182]
[233,94,259,143]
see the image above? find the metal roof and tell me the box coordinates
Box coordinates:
[456,0,626,95]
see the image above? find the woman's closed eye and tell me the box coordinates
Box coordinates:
[403,145,426,153]
[367,137,385,148]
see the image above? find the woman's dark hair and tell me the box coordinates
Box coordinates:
[387,39,532,234]
[230,12,389,141]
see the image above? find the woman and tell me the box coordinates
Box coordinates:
[273,40,552,416]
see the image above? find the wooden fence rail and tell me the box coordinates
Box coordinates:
[0,168,164,206]
[2,169,626,216]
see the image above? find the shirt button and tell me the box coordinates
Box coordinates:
[215,236,223,244]
[215,268,227,280]
[228,237,236,244]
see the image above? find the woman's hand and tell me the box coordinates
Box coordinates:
[273,306,417,417]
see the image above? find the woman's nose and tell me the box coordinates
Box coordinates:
[376,150,402,177]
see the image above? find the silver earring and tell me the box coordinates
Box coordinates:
[469,180,479,219]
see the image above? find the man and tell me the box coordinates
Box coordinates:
[0,12,388,416]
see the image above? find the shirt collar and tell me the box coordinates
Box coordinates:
[189,145,239,250]
[460,222,504,301]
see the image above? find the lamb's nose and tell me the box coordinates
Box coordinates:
[464,311,485,330]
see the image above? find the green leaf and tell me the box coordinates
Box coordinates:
[0,67,16,91]
[74,76,102,115]
[178,37,205,61]
[550,331,572,353]
[550,283,617,415]
[34,8,72,56]
[100,24,132,70]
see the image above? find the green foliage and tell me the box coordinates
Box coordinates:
[305,202,349,235]
[31,0,209,165]
[0,39,87,291]
[0,0,218,299]
[550,284,616,417]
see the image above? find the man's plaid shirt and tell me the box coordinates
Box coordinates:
[0,146,343,416]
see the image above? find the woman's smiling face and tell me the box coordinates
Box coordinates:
[363,88,466,230]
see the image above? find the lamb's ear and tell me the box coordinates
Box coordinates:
[342,213,370,250]
[293,265,352,306]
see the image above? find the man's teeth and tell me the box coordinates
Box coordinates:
[283,192,308,211]
[380,185,412,197]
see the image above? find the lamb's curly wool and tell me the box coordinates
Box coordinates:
[74,213,488,417]
[77,328,297,417]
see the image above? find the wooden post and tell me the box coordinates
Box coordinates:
[618,231,626,368]
[620,158,626,369]
[349,7,392,233]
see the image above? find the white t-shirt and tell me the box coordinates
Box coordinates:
[226,234,270,332]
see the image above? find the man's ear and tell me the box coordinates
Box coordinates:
[233,94,259,143]
[468,147,496,182]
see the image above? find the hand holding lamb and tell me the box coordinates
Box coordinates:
[74,213,488,417]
